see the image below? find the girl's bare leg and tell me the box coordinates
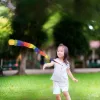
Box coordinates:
[63,91,71,100]
[56,94,61,100]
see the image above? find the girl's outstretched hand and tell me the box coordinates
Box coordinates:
[42,62,54,70]
[72,78,78,82]
[43,64,46,70]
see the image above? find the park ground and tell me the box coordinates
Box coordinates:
[0,69,100,100]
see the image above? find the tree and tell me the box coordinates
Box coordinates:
[9,0,51,74]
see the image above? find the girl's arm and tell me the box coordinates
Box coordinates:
[67,68,78,82]
[43,62,54,70]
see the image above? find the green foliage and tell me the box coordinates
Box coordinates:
[0,17,12,35]
[11,0,49,47]
[83,20,100,40]
[57,0,100,21]
[0,6,12,39]
[42,12,61,47]
[1,0,100,58]
[0,5,12,58]
[0,5,9,17]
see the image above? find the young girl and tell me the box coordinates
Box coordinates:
[43,44,78,100]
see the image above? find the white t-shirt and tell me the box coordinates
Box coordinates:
[50,58,70,82]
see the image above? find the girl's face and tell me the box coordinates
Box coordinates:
[57,46,64,59]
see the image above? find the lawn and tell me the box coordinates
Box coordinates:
[0,73,100,100]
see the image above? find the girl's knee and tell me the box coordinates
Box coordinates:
[56,94,61,100]
[63,91,69,96]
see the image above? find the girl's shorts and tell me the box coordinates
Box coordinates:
[53,81,69,94]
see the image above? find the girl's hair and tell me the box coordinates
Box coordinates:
[57,43,69,64]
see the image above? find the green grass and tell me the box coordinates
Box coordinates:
[0,73,100,100]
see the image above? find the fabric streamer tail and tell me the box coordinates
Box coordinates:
[8,39,49,59]
[8,39,62,66]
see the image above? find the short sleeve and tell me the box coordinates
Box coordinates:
[50,60,55,64]
[50,58,57,67]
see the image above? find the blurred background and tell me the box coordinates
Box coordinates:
[0,0,100,100]
[0,0,100,75]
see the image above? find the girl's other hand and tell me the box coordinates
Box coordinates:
[72,78,78,82]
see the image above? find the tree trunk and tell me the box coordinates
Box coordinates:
[69,58,75,72]
[17,51,28,75]
[82,56,86,68]
[0,59,3,76]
